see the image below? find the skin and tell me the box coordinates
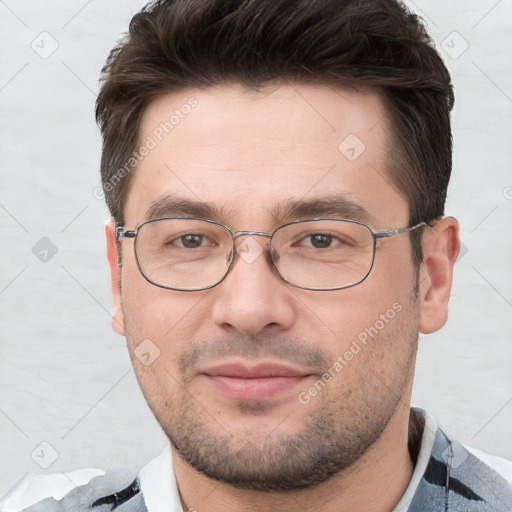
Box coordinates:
[105,84,459,512]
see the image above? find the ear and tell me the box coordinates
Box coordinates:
[106,220,125,336]
[418,217,460,334]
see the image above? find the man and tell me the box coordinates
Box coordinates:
[2,0,511,511]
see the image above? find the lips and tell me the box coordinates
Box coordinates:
[200,362,312,400]
[204,362,307,378]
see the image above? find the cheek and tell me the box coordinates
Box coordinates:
[298,278,411,348]
[373,234,418,285]
[120,260,211,357]
[119,273,203,415]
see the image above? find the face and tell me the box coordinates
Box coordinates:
[107,84,453,490]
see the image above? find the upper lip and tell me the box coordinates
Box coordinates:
[201,362,311,379]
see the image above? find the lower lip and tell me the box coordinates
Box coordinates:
[203,375,309,400]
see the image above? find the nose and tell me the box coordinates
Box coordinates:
[211,235,296,336]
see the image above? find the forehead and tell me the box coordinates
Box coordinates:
[124,84,408,227]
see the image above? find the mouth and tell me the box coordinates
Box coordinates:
[200,362,313,401]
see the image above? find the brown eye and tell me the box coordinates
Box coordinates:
[309,234,333,248]
[180,234,204,248]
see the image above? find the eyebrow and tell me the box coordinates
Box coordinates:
[271,196,371,224]
[142,194,372,226]
[144,195,222,221]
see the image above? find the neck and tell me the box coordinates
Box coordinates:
[172,403,414,512]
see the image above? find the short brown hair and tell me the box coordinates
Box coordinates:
[96,0,454,265]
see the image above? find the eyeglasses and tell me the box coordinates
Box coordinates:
[115,217,431,292]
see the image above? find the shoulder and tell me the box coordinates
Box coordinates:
[0,448,176,512]
[464,445,512,486]
[432,440,512,511]
[404,408,512,512]
[0,469,146,512]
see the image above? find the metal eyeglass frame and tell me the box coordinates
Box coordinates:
[115,217,432,292]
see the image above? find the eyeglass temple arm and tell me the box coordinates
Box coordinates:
[115,222,136,240]
[372,221,433,239]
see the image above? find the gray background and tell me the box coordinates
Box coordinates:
[1,0,511,497]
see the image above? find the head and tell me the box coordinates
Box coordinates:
[97,0,459,491]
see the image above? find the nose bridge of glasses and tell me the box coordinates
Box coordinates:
[230,231,276,268]
[232,231,273,257]
[232,230,272,241]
